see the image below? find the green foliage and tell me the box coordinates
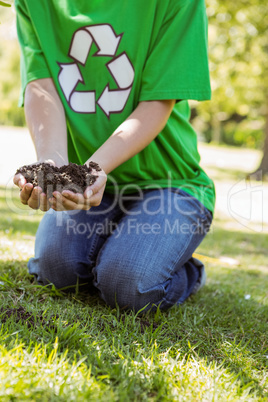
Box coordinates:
[0,6,25,126]
[193,0,268,148]
[0,40,25,126]
[223,123,264,148]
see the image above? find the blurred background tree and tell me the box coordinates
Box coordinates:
[0,1,268,173]
[193,0,268,175]
[0,4,25,126]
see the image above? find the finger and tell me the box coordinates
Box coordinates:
[62,195,90,210]
[84,188,93,199]
[27,186,43,210]
[50,202,66,212]
[86,190,103,207]
[90,175,107,193]
[81,195,92,210]
[49,197,65,211]
[83,179,106,201]
[83,179,106,205]
[14,174,27,189]
[84,173,107,197]
[52,192,80,211]
[61,190,84,204]
[50,192,65,211]
[56,191,91,211]
[20,183,34,205]
[39,192,50,212]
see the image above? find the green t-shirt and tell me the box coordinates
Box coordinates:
[15,0,215,213]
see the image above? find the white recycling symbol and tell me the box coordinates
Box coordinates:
[58,24,135,118]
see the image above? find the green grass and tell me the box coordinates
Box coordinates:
[0,180,268,401]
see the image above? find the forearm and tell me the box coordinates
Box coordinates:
[24,78,68,166]
[88,100,175,174]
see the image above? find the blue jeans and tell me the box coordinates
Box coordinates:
[28,189,212,312]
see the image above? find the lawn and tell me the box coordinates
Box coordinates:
[0,145,267,401]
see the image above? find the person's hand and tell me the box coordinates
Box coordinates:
[49,167,107,211]
[13,160,56,211]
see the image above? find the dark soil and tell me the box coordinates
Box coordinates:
[119,315,159,334]
[0,306,158,334]
[16,161,101,198]
[139,319,159,334]
[0,306,59,331]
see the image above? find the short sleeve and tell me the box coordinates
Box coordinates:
[139,0,211,102]
[15,0,51,106]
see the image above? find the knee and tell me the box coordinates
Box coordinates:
[28,239,78,289]
[93,258,161,311]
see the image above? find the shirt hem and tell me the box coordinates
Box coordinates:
[139,90,211,102]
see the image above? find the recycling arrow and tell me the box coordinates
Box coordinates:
[70,91,96,114]
[97,86,132,118]
[107,53,135,89]
[58,63,83,101]
[86,25,122,56]
[58,63,96,113]
[69,30,93,66]
[58,23,135,117]
[69,24,122,65]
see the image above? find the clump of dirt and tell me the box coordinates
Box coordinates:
[15,161,101,198]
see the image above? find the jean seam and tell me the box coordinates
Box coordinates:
[86,233,100,260]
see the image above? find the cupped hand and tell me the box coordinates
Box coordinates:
[49,167,107,211]
[13,160,57,211]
